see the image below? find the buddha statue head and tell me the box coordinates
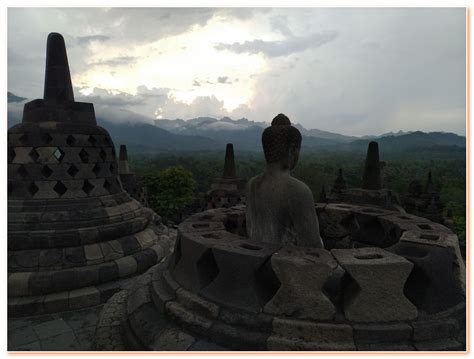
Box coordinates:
[262,113,302,171]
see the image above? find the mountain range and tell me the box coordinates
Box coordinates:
[7,92,466,155]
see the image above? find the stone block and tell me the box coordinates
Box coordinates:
[412,318,458,342]
[332,247,418,322]
[209,321,269,350]
[172,231,239,292]
[99,241,124,262]
[98,261,119,283]
[150,327,196,351]
[68,286,100,310]
[39,249,63,269]
[165,301,214,336]
[43,291,69,313]
[175,287,220,319]
[8,272,31,297]
[127,283,152,314]
[84,244,103,264]
[200,240,280,313]
[264,246,337,320]
[115,256,137,277]
[271,318,355,349]
[63,246,86,266]
[133,248,158,273]
[414,338,465,351]
[388,241,464,313]
[353,322,412,344]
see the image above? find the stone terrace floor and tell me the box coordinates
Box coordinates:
[8,305,103,351]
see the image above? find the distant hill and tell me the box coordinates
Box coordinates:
[96,118,222,153]
[342,131,465,153]
[155,117,356,143]
[7,91,465,156]
[7,92,27,103]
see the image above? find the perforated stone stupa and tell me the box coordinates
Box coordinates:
[118,144,149,207]
[8,33,173,317]
[206,143,246,209]
[329,141,400,210]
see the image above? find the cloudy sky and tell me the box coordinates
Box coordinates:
[7,7,466,136]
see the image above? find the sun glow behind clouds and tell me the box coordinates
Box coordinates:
[76,16,269,112]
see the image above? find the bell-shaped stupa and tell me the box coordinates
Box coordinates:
[8,33,173,317]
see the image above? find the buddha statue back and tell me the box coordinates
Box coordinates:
[246,114,324,248]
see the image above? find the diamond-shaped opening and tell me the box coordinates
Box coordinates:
[8,148,15,163]
[19,134,28,143]
[66,135,76,146]
[41,165,53,178]
[53,181,67,196]
[88,135,97,145]
[104,136,111,145]
[92,163,101,176]
[109,163,115,172]
[82,179,94,195]
[99,149,107,161]
[53,147,65,162]
[103,179,112,192]
[67,164,79,177]
[17,165,28,178]
[29,148,40,162]
[42,133,53,144]
[27,182,39,196]
[79,148,89,163]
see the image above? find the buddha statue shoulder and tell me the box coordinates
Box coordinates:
[245,113,324,248]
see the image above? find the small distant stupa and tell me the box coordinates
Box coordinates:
[118,144,149,207]
[206,143,246,209]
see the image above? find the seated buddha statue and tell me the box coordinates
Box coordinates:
[245,113,324,248]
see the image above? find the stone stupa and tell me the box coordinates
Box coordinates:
[8,33,173,317]
[118,144,149,207]
[206,143,246,209]
[331,141,400,210]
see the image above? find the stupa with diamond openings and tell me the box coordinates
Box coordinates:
[8,33,174,317]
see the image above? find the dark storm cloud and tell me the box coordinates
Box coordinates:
[214,31,338,58]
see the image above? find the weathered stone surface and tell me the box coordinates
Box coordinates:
[200,240,279,313]
[264,246,337,320]
[353,323,412,344]
[115,256,137,278]
[8,272,31,297]
[172,231,238,292]
[271,317,355,350]
[332,247,418,322]
[414,338,464,351]
[150,327,196,351]
[43,291,69,313]
[69,286,100,310]
[165,301,214,336]
[175,287,220,319]
[412,318,458,342]
[388,241,464,313]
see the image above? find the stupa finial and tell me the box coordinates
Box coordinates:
[223,143,236,178]
[118,145,131,174]
[362,141,382,190]
[43,32,74,103]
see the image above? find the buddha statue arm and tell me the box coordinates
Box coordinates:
[291,185,324,248]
